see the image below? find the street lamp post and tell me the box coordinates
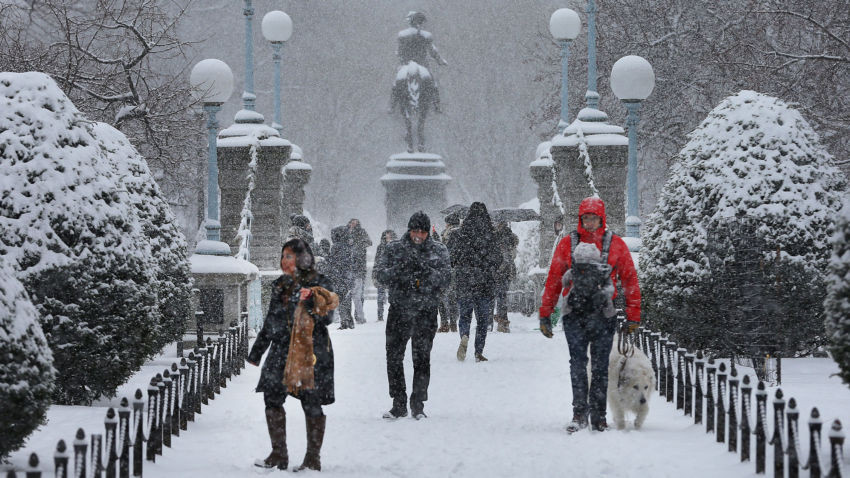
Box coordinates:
[585,0,599,109]
[189,59,234,252]
[242,0,256,111]
[611,55,655,238]
[549,8,581,133]
[262,10,293,135]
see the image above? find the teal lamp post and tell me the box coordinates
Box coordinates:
[610,55,655,239]
[261,10,293,136]
[189,59,234,254]
[549,8,581,133]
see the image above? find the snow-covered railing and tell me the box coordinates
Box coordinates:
[4,317,250,478]
[628,316,846,477]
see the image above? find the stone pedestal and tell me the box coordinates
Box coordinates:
[189,254,259,335]
[381,152,451,233]
[281,159,312,237]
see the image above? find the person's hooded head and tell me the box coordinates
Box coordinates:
[577,196,607,240]
[461,202,494,237]
[281,237,315,275]
[331,225,347,244]
[291,214,311,231]
[380,229,397,245]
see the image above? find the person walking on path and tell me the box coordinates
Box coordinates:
[373,229,397,322]
[448,202,501,362]
[347,219,372,324]
[376,211,451,419]
[492,220,519,333]
[437,216,461,333]
[328,225,355,329]
[538,197,641,433]
[248,238,337,471]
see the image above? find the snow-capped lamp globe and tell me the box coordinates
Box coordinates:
[262,10,293,135]
[610,55,655,240]
[190,59,234,255]
[549,8,581,133]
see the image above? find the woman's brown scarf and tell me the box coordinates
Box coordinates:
[283,286,339,395]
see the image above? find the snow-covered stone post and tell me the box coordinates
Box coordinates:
[548,8,581,133]
[282,146,313,237]
[550,108,628,236]
[611,55,655,240]
[381,152,451,234]
[529,144,558,268]
[261,10,293,135]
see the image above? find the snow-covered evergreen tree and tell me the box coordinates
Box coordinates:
[641,90,845,358]
[0,72,190,404]
[825,203,850,386]
[91,123,192,347]
[0,258,55,459]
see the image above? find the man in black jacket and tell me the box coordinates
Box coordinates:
[375,211,451,420]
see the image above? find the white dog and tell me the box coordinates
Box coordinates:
[607,346,655,430]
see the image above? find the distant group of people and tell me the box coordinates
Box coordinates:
[247,196,642,472]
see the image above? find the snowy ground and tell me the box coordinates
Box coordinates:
[6,300,850,477]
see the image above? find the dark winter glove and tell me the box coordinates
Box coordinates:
[621,321,639,335]
[539,316,553,338]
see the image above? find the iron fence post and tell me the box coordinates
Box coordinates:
[786,398,800,478]
[741,375,752,463]
[769,389,785,478]
[827,419,844,478]
[707,358,716,434]
[717,363,727,444]
[803,408,822,478]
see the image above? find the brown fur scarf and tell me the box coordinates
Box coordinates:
[283,286,339,394]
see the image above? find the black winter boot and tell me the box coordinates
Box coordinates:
[383,396,408,419]
[294,415,326,472]
[254,407,287,469]
[566,411,589,434]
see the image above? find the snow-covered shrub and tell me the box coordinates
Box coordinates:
[0,72,190,404]
[825,203,850,386]
[0,258,55,459]
[641,90,845,358]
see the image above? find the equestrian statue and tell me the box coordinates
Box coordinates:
[390,11,448,153]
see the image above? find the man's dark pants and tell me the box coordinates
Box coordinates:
[563,312,616,426]
[386,304,438,410]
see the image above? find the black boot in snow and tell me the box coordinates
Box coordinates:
[383,397,408,420]
[566,411,589,434]
[254,407,288,469]
[294,415,326,472]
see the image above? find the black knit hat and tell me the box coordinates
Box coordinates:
[407,211,430,232]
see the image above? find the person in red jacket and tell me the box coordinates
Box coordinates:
[538,197,641,433]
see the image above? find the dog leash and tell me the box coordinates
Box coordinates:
[617,326,635,358]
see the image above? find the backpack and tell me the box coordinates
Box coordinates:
[563,230,616,317]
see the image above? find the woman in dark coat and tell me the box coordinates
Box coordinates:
[372,229,397,322]
[248,238,335,472]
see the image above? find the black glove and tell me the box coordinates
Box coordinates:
[539,316,553,338]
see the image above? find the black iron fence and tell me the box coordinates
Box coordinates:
[630,318,846,477]
[5,316,249,478]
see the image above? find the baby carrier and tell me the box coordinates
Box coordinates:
[561,230,616,318]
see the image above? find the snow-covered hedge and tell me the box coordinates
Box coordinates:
[0,258,55,459]
[825,203,850,386]
[641,90,845,357]
[0,72,192,404]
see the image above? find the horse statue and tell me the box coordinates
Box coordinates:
[389,11,447,153]
[391,61,438,153]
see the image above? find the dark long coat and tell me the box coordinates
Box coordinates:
[375,232,451,310]
[448,202,502,298]
[247,271,335,405]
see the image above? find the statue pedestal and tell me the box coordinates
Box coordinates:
[381,152,451,233]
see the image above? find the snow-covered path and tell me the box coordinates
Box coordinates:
[148,310,753,478]
[11,303,850,477]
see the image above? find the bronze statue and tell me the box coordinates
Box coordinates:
[390,11,447,153]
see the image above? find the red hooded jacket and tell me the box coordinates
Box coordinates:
[539,197,641,323]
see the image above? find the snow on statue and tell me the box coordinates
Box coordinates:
[641,90,846,362]
[0,72,192,404]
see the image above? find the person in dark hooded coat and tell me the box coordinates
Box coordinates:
[448,202,501,362]
[247,238,335,471]
[372,229,397,322]
[376,211,451,419]
[328,225,355,329]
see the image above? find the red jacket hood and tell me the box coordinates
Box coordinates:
[577,197,607,242]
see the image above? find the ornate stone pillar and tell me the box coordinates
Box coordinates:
[529,147,558,268]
